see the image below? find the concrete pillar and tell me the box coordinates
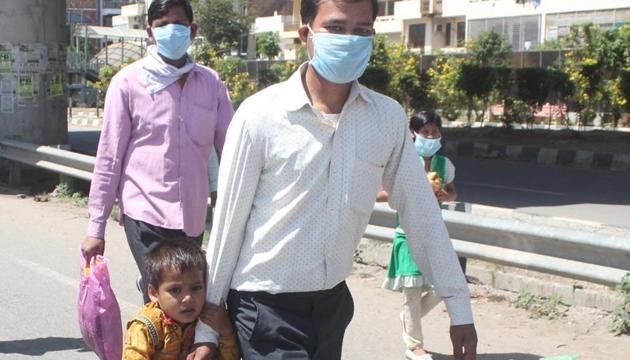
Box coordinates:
[0,0,68,146]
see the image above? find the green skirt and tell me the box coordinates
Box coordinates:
[382,231,431,291]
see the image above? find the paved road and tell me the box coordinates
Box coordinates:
[454,157,630,228]
[69,126,630,228]
[0,193,628,359]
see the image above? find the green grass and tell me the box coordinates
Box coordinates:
[514,291,567,320]
[609,273,630,335]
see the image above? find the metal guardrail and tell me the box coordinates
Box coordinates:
[0,140,95,181]
[2,140,629,286]
[368,203,629,287]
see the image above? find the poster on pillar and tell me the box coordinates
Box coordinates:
[15,44,47,74]
[49,73,64,97]
[1,94,14,114]
[0,76,15,114]
[17,74,39,107]
[0,43,13,74]
[47,44,65,73]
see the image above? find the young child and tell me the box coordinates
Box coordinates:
[123,238,239,360]
[377,110,457,360]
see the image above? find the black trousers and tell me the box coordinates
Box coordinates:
[123,215,203,304]
[227,281,355,360]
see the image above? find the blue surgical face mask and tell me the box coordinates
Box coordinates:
[414,135,442,157]
[152,24,191,61]
[308,27,373,84]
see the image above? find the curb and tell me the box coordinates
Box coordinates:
[444,140,630,173]
[67,113,103,128]
[355,237,621,312]
[64,117,630,173]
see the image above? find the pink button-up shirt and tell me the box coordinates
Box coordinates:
[87,60,233,239]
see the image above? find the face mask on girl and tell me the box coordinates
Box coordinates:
[414,135,442,157]
[307,26,373,84]
[152,23,191,61]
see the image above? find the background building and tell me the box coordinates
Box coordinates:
[247,0,630,59]
[67,0,142,27]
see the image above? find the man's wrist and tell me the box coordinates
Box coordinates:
[444,295,474,326]
[195,319,220,344]
[87,220,106,239]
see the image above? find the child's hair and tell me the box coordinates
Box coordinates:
[148,0,194,26]
[409,109,442,133]
[143,237,207,290]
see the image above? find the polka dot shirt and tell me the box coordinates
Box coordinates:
[196,63,473,344]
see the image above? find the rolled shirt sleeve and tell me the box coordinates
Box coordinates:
[195,101,265,344]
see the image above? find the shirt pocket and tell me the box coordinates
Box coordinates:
[185,103,217,146]
[349,158,384,216]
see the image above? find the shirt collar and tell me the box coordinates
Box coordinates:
[284,62,373,112]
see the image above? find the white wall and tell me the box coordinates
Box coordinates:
[394,0,421,20]
[466,0,630,20]
[374,15,404,34]
[254,15,283,33]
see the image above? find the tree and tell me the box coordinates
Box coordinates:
[191,42,256,108]
[216,57,257,108]
[256,32,281,60]
[515,68,549,127]
[359,35,391,94]
[458,64,493,125]
[620,70,630,113]
[92,65,119,105]
[544,69,573,128]
[385,44,430,112]
[468,31,511,67]
[192,0,252,52]
[461,31,511,125]
[427,56,466,122]
[563,24,607,127]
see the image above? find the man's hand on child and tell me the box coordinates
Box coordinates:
[199,301,235,337]
[186,343,216,360]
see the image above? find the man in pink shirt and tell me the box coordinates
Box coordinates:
[80,0,233,303]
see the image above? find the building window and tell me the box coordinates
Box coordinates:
[377,0,397,16]
[457,21,466,46]
[545,8,630,41]
[408,23,426,49]
[445,22,452,46]
[468,15,541,51]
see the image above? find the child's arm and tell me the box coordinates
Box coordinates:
[199,302,235,338]
[436,181,457,202]
[216,332,240,360]
[123,321,155,360]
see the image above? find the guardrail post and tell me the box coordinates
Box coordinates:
[56,144,75,190]
[8,162,21,186]
[440,201,472,274]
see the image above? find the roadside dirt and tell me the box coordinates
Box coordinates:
[349,263,629,360]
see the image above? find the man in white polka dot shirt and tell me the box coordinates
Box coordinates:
[191,1,477,359]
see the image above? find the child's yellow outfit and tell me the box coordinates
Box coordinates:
[123,301,239,360]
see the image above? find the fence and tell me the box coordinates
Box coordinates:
[1,139,628,287]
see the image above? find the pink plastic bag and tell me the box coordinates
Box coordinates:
[78,254,123,360]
